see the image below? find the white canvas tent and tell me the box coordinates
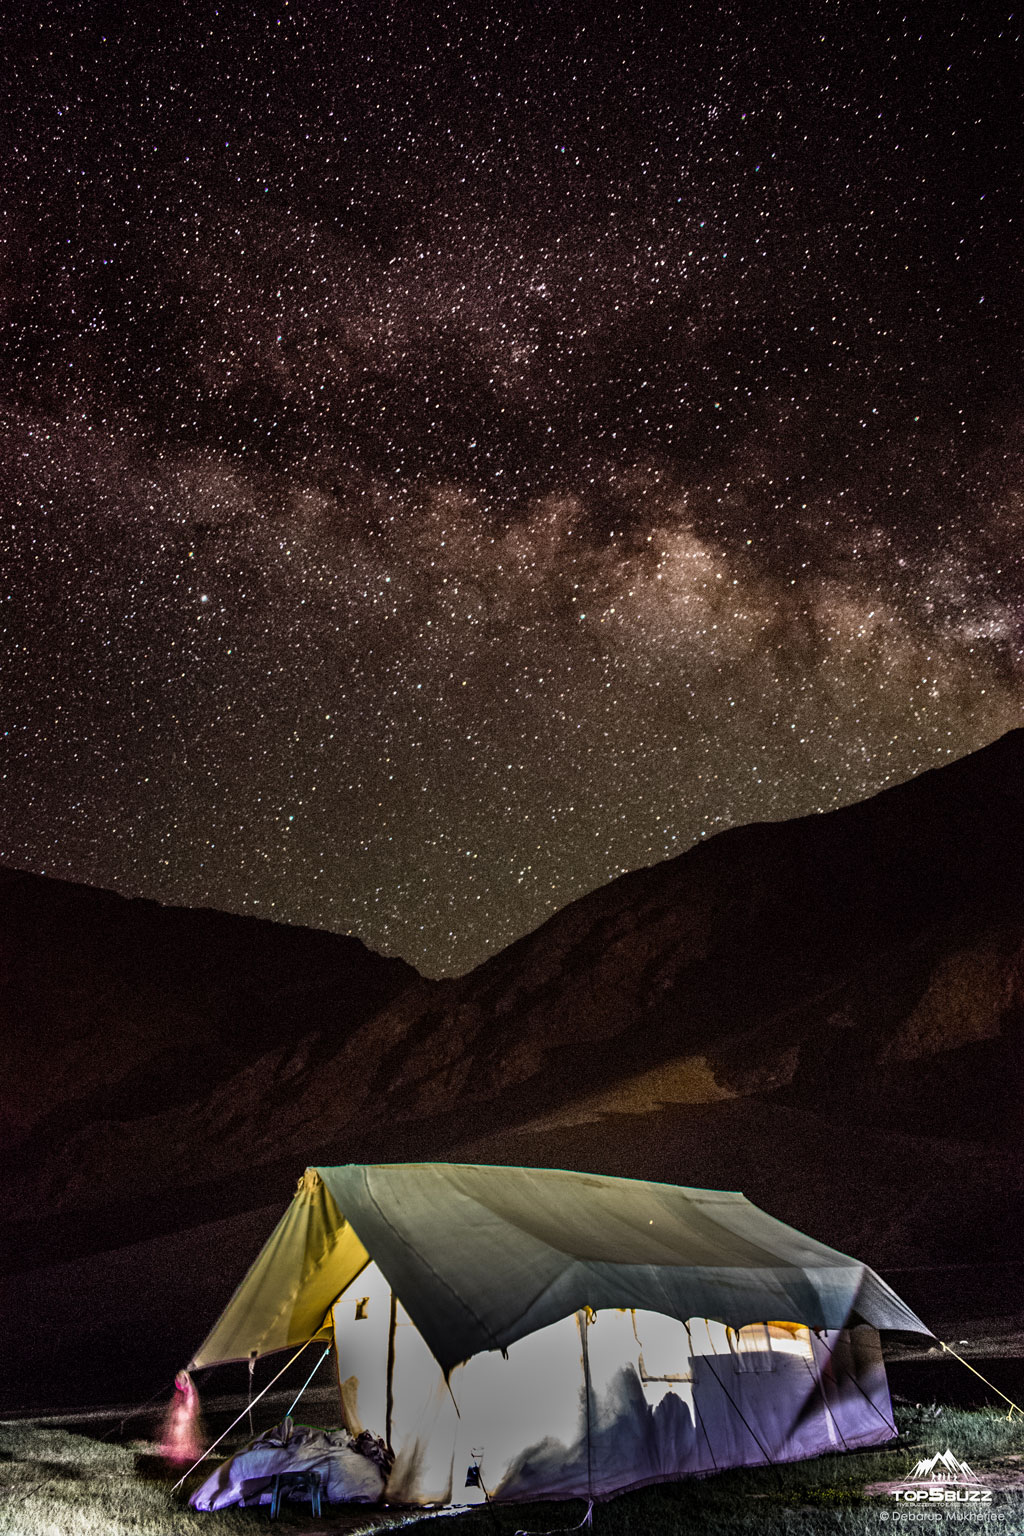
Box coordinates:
[188,1163,931,1506]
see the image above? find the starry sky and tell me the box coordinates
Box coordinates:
[2,2,1022,975]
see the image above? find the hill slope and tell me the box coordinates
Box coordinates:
[0,868,419,1233]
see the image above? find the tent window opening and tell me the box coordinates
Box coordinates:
[727,1324,776,1374]
[765,1321,814,1360]
[631,1311,694,1383]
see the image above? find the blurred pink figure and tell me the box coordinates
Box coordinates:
[160,1369,205,1464]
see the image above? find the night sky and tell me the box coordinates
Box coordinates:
[2,3,1022,976]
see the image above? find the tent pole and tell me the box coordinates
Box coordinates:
[247,1351,257,1435]
[385,1290,398,1453]
[580,1310,594,1527]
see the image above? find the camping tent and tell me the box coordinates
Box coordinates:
[188,1163,931,1505]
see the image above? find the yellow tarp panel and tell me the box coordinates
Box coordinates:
[190,1168,369,1368]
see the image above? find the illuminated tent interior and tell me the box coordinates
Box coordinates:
[188,1163,932,1506]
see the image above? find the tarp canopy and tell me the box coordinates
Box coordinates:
[192,1163,930,1374]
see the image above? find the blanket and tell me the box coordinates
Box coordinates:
[189,1418,386,1510]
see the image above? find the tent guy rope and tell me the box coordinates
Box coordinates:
[284,1344,332,1421]
[171,1337,318,1492]
[939,1341,1024,1419]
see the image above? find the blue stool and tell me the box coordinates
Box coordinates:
[269,1467,323,1518]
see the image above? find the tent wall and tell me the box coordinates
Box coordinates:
[330,1262,896,1506]
[332,1260,458,1504]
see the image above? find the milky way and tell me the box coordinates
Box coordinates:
[2,3,1022,973]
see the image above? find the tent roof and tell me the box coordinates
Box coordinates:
[191,1162,930,1374]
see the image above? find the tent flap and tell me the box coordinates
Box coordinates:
[190,1168,369,1368]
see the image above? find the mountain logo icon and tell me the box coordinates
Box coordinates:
[906,1449,980,1485]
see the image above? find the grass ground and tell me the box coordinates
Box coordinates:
[2,1406,1024,1535]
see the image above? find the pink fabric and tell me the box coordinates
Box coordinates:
[161,1370,205,1465]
